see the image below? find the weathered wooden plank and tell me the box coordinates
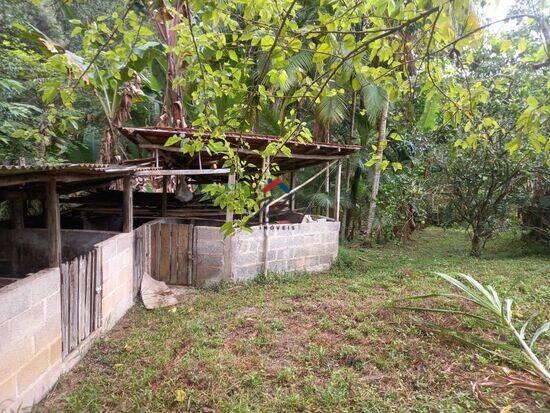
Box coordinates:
[95,246,103,329]
[152,223,160,278]
[123,176,133,232]
[173,224,180,285]
[161,176,168,217]
[133,168,231,176]
[184,224,190,285]
[159,224,171,281]
[133,227,140,297]
[86,251,93,337]
[169,224,178,284]
[78,255,86,342]
[188,222,195,285]
[46,179,61,267]
[60,262,69,357]
[69,257,79,353]
[147,224,152,276]
[91,248,97,332]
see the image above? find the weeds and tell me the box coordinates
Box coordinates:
[40,229,550,412]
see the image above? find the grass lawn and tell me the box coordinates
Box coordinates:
[40,228,549,412]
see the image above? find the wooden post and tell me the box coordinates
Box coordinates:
[223,172,236,282]
[123,176,133,232]
[263,203,270,275]
[260,156,270,224]
[46,179,61,267]
[161,176,168,217]
[10,197,24,275]
[290,172,297,211]
[325,162,330,217]
[334,161,342,221]
[10,197,25,230]
[226,172,236,223]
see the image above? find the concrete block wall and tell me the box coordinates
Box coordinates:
[193,226,228,287]
[98,232,135,330]
[192,221,340,285]
[0,230,137,411]
[0,268,62,412]
[231,221,340,282]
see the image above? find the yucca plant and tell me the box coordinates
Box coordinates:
[395,272,549,385]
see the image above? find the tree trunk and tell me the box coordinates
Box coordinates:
[148,0,188,127]
[471,232,482,258]
[341,91,357,238]
[341,159,351,238]
[346,166,362,240]
[364,99,389,240]
[99,127,115,164]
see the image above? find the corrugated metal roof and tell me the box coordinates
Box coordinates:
[0,163,160,176]
[119,126,361,172]
[0,163,164,190]
[0,163,109,175]
[120,126,361,151]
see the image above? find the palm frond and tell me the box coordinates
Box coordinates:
[361,82,387,124]
[308,192,333,209]
[317,93,348,126]
[286,50,313,76]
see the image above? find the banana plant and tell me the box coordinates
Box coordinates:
[395,272,549,385]
[14,11,166,163]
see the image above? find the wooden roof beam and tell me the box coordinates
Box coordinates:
[138,143,345,161]
[134,169,231,176]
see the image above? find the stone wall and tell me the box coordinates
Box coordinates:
[192,220,340,286]
[0,268,62,411]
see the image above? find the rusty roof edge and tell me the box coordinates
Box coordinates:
[0,164,162,177]
[119,126,362,151]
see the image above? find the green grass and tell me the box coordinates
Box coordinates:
[40,228,549,412]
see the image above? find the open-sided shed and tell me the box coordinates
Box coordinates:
[0,130,360,410]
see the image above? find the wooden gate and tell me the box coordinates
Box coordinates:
[60,247,102,357]
[149,222,192,285]
[133,223,152,296]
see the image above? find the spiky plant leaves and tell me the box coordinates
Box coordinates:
[398,272,550,384]
[412,317,525,368]
[530,322,549,350]
[520,313,539,340]
[395,305,502,326]
[285,51,313,76]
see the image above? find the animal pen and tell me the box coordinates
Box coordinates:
[0,128,359,410]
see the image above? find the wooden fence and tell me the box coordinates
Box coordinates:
[150,222,192,285]
[133,223,152,297]
[60,247,102,357]
[133,221,193,287]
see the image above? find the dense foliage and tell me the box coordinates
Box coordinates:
[0,0,548,254]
